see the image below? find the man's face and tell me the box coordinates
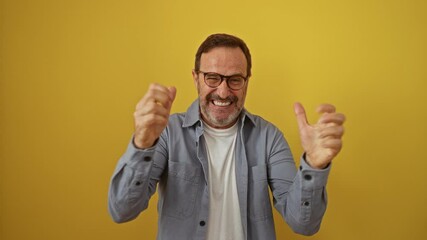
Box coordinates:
[192,47,249,129]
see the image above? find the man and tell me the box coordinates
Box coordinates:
[108,33,345,240]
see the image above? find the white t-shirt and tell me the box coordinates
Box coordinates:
[203,121,244,240]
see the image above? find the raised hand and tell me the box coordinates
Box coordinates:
[294,102,346,169]
[133,83,176,149]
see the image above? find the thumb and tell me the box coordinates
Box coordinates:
[166,86,177,110]
[168,86,177,103]
[294,102,309,130]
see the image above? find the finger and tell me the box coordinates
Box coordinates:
[321,138,343,150]
[150,83,176,101]
[318,113,346,125]
[162,86,177,110]
[150,88,172,107]
[134,101,170,118]
[316,104,336,114]
[294,102,309,129]
[138,89,172,109]
[149,82,170,92]
[139,113,169,127]
[319,125,345,138]
[168,86,177,103]
[150,84,176,109]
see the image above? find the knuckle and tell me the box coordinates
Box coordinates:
[145,114,156,124]
[149,83,158,89]
[135,100,144,110]
[133,111,139,118]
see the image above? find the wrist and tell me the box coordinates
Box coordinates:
[305,153,328,169]
[133,136,155,149]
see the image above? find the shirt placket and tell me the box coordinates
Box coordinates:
[194,124,210,240]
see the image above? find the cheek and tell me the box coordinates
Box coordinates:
[241,87,248,100]
[198,88,210,102]
[238,89,247,101]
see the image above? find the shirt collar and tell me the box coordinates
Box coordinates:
[182,99,257,128]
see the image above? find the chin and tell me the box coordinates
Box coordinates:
[206,112,240,128]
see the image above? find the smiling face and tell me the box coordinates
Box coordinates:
[192,47,249,129]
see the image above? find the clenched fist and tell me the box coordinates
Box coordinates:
[294,102,346,169]
[133,83,177,149]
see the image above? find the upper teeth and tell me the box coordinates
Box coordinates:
[213,100,231,106]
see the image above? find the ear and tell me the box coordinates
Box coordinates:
[192,69,199,88]
[243,76,250,91]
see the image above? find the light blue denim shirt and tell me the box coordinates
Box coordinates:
[108,100,331,240]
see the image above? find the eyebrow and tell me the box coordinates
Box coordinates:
[201,71,247,77]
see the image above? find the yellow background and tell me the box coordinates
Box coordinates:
[1,0,426,239]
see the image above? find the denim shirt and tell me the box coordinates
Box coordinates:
[108,100,331,240]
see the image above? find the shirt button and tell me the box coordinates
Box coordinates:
[304,174,312,181]
[199,221,206,226]
[303,201,310,206]
[135,181,141,186]
[143,156,151,162]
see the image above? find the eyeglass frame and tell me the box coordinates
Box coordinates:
[195,70,248,90]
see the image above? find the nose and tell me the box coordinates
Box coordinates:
[216,79,231,98]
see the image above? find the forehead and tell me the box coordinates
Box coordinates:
[200,47,247,75]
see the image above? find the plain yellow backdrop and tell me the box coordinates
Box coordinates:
[1,0,426,239]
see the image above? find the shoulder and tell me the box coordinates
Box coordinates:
[167,112,187,128]
[244,110,282,134]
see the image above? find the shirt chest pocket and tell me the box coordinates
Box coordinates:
[248,164,273,221]
[161,161,201,219]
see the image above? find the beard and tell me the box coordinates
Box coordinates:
[199,92,243,128]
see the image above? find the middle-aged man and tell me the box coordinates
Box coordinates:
[108,33,346,240]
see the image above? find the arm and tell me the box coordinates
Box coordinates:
[108,83,176,223]
[268,131,330,235]
[269,103,345,235]
[108,134,168,223]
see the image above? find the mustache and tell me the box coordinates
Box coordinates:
[206,93,238,102]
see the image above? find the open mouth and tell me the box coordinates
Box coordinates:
[212,100,232,106]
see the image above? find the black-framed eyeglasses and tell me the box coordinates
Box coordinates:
[196,70,248,90]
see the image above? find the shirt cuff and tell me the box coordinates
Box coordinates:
[298,154,332,190]
[123,136,157,169]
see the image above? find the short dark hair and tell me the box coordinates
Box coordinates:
[195,33,252,77]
